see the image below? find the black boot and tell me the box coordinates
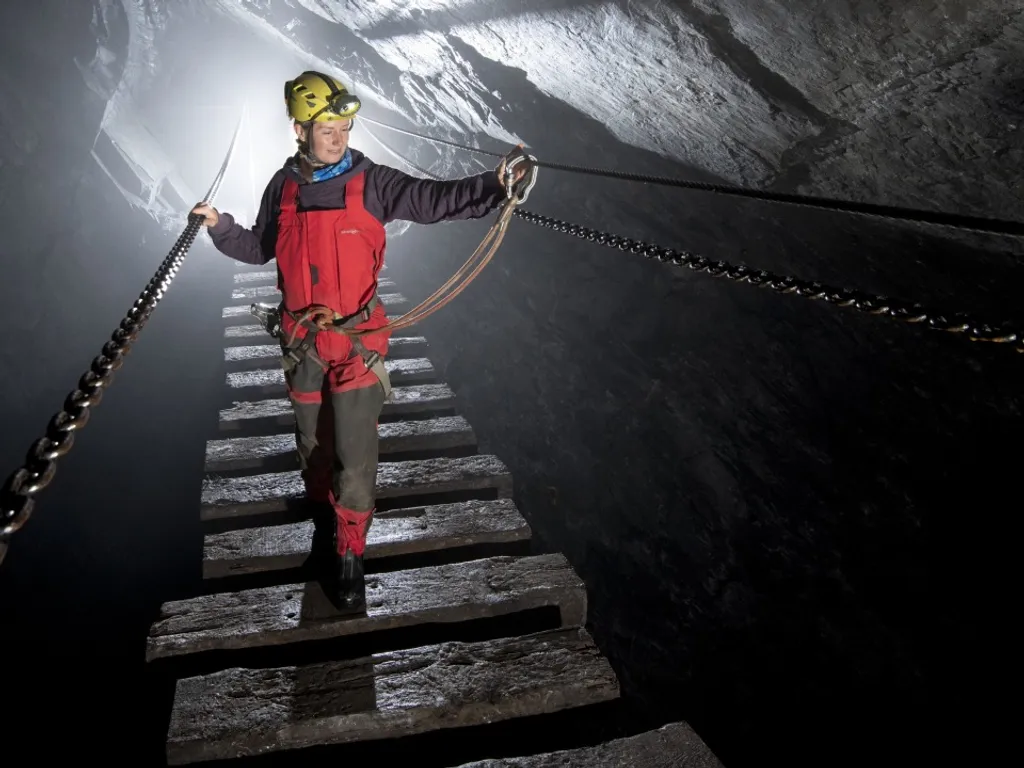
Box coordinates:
[333,549,366,614]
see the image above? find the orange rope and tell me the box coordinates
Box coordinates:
[343,199,518,337]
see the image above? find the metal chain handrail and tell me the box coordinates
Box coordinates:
[0,112,244,567]
[361,122,1021,353]
[512,208,1022,351]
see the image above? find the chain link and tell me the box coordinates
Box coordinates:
[512,209,1023,352]
[0,107,243,567]
[361,121,1021,352]
[0,215,205,565]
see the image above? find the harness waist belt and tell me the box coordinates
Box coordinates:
[282,294,392,399]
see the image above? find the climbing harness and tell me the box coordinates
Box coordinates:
[249,140,541,400]
[270,295,394,400]
[358,119,1021,354]
[249,141,538,356]
[0,113,245,568]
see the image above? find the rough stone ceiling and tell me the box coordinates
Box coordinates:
[88,0,1024,224]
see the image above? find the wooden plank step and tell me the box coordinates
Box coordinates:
[233,264,387,284]
[223,336,428,369]
[148,553,585,661]
[203,498,531,578]
[201,454,512,521]
[205,415,475,472]
[233,270,277,284]
[222,293,408,324]
[224,322,422,344]
[230,278,396,301]
[164,626,618,765]
[224,323,277,342]
[454,722,723,767]
[224,358,436,398]
[229,284,280,300]
[218,384,457,431]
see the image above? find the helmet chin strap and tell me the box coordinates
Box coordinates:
[300,129,329,167]
[302,146,329,167]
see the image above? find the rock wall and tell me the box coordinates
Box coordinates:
[0,1,1020,765]
[229,0,1024,218]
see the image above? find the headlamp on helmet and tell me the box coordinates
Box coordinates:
[284,71,362,124]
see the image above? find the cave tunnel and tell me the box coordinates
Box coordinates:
[0,1,1021,766]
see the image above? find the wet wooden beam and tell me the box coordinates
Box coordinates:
[223,336,428,369]
[165,626,617,765]
[233,270,277,284]
[233,264,387,285]
[453,722,724,768]
[217,384,457,431]
[202,498,531,579]
[224,358,436,398]
[205,415,475,472]
[224,322,421,344]
[222,293,408,324]
[223,323,274,341]
[201,454,513,521]
[229,284,280,300]
[148,553,586,661]
[230,278,396,301]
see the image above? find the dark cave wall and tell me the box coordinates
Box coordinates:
[0,1,1020,766]
[390,161,1020,766]
[0,5,246,759]
[380,25,1022,764]
[688,0,1024,218]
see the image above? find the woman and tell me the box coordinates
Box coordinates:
[192,70,527,613]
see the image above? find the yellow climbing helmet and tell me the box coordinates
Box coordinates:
[284,71,361,123]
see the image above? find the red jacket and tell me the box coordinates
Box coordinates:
[209,150,506,371]
[276,170,387,365]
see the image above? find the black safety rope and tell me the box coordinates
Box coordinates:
[0,114,245,567]
[361,124,1021,355]
[359,115,1024,239]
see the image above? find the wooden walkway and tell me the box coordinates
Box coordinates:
[146,264,724,766]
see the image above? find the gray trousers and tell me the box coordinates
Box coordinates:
[284,349,386,513]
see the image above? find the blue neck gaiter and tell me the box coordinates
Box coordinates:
[311,148,353,183]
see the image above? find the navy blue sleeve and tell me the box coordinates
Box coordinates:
[208,171,285,265]
[369,165,506,225]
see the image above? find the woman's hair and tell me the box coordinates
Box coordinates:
[293,121,321,178]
